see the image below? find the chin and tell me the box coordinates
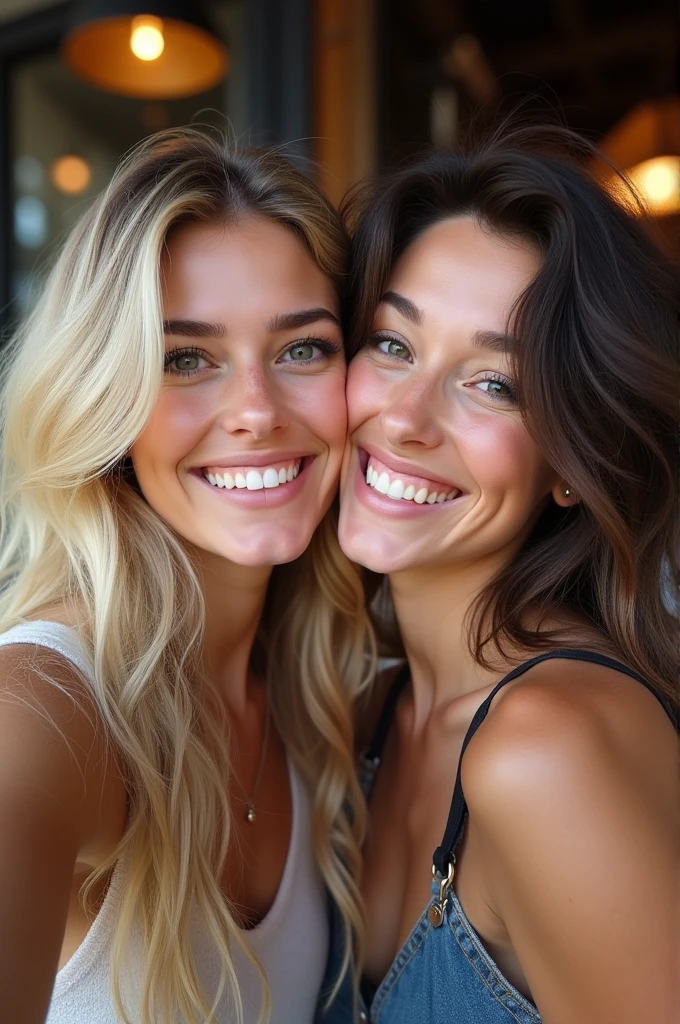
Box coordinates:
[214,527,315,567]
[338,523,410,575]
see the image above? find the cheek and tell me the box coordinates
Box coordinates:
[132,389,210,472]
[291,372,348,450]
[458,412,550,497]
[346,357,383,432]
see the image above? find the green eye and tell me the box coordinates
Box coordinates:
[377,338,409,359]
[173,353,200,372]
[474,377,517,402]
[288,343,316,361]
[163,348,209,375]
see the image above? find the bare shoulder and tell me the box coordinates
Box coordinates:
[460,658,679,1022]
[0,641,114,847]
[462,655,678,828]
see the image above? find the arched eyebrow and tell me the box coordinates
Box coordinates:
[163,319,225,338]
[380,291,423,326]
[266,307,340,332]
[163,308,340,338]
[380,292,516,353]
[472,329,517,353]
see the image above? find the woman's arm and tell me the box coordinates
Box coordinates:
[0,647,109,1024]
[463,665,679,1024]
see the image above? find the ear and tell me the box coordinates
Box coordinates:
[552,480,579,508]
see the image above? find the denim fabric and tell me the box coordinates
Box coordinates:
[316,649,680,1023]
[315,879,541,1024]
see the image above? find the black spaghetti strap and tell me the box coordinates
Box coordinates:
[432,649,679,875]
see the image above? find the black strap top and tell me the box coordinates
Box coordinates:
[362,650,680,877]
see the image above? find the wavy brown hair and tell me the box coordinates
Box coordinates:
[343,124,679,710]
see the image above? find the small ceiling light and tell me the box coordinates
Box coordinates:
[627,156,679,217]
[593,97,679,218]
[130,15,165,61]
[51,155,92,195]
[63,1,228,99]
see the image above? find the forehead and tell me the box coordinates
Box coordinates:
[162,216,338,319]
[386,216,541,331]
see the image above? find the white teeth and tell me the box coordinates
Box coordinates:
[246,470,264,490]
[364,459,460,507]
[204,460,302,491]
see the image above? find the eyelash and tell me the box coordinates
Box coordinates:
[163,336,342,377]
[163,346,209,376]
[471,372,518,403]
[278,335,342,363]
[367,332,413,362]
[368,334,517,402]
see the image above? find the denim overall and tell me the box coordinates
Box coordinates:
[315,650,679,1024]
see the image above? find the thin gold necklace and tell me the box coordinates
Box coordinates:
[232,701,272,825]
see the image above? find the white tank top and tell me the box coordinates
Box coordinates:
[0,621,329,1024]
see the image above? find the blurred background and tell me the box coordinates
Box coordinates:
[0,0,677,328]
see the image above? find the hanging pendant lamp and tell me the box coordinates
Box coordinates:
[63,0,228,99]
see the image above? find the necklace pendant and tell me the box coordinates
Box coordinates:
[246,806,256,824]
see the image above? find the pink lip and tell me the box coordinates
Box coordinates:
[191,450,311,471]
[351,452,465,518]
[190,458,312,509]
[359,444,463,494]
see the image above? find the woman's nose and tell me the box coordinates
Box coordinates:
[380,375,444,450]
[218,366,288,441]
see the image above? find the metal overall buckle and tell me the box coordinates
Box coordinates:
[428,857,455,928]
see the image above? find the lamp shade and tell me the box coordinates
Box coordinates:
[593,97,679,218]
[63,0,228,99]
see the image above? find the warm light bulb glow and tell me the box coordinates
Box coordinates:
[50,155,91,195]
[627,156,680,216]
[130,16,165,61]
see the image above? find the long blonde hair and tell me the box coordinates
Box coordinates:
[0,128,375,1023]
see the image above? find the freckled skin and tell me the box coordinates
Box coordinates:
[132,217,347,567]
[339,216,562,576]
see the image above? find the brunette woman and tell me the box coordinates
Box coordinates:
[333,128,679,1024]
[0,129,372,1024]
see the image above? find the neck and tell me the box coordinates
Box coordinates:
[389,554,509,726]
[192,547,273,717]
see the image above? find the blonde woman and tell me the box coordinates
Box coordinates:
[0,130,373,1024]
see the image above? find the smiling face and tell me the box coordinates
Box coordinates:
[131,216,347,567]
[339,215,567,576]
